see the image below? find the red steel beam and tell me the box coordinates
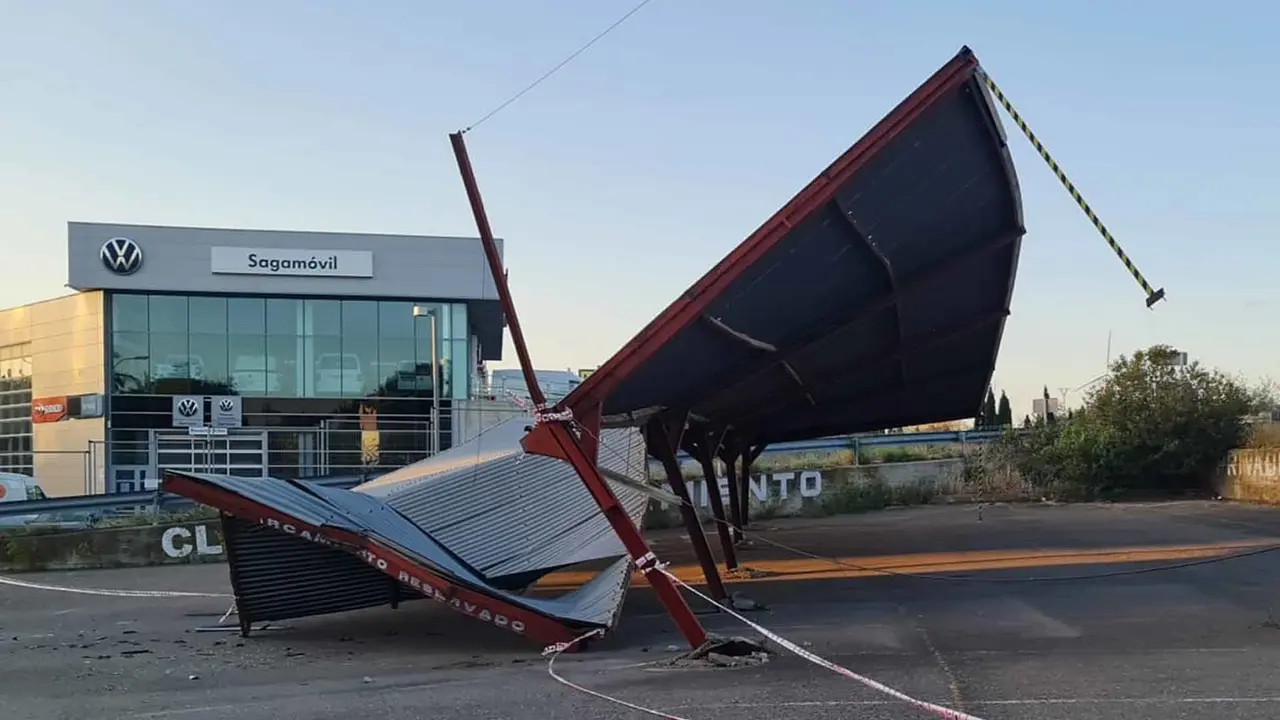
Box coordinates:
[448,132,708,650]
[448,135,547,410]
[559,48,982,419]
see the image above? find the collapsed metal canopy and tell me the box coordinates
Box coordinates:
[163,45,1029,652]
[161,418,651,647]
[558,46,1025,446]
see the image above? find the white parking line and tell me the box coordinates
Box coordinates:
[132,705,239,718]
[664,697,1280,711]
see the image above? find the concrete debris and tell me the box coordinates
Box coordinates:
[725,566,778,580]
[729,592,766,611]
[662,635,772,669]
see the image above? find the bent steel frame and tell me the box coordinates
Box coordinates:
[450,44,1025,646]
[447,134,710,649]
[156,44,1023,654]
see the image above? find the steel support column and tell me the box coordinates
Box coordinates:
[717,442,744,541]
[645,415,727,601]
[723,450,743,541]
[740,444,765,531]
[683,428,738,570]
[449,131,708,649]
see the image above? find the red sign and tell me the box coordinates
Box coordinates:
[31,396,69,424]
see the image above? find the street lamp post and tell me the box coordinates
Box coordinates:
[412,306,441,455]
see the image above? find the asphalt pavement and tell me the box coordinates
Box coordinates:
[4,501,1280,719]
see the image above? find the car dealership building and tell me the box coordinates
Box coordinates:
[0,222,509,496]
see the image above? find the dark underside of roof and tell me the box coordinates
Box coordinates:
[574,47,1025,445]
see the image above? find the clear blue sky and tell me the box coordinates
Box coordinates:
[2,0,1275,416]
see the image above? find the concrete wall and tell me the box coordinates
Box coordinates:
[1217,449,1280,504]
[0,519,225,573]
[648,459,964,526]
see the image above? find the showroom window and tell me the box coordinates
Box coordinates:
[109,294,469,400]
[0,343,33,476]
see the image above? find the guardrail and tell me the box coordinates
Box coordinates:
[738,429,1005,458]
[0,429,1012,520]
[0,475,367,521]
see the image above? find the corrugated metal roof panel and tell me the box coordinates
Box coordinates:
[224,515,399,624]
[353,417,649,582]
[166,469,636,630]
[525,556,633,628]
[173,472,362,532]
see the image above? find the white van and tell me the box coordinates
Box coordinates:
[0,473,47,530]
[316,353,364,395]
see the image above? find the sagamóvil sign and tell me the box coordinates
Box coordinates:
[210,247,374,278]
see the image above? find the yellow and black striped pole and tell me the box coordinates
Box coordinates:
[977,69,1166,308]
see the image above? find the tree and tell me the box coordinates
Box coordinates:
[982,388,998,428]
[996,391,1013,427]
[1042,386,1055,425]
[1021,414,1032,428]
[997,345,1256,497]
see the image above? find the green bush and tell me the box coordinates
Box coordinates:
[817,478,937,515]
[857,444,959,465]
[990,345,1265,498]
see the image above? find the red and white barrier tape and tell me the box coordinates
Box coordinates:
[0,574,231,599]
[543,629,691,720]
[498,391,574,425]
[657,566,987,720]
[533,407,574,424]
[502,390,531,410]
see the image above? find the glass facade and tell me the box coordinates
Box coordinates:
[0,342,33,475]
[110,293,470,400]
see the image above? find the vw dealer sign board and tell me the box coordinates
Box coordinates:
[210,395,242,428]
[210,247,373,278]
[171,396,204,428]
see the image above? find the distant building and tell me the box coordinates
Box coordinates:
[1,222,505,496]
[1032,397,1061,419]
[487,369,583,402]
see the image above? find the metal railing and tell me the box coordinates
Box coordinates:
[0,474,366,521]
[729,429,1005,459]
[0,428,1007,520]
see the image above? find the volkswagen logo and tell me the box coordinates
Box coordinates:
[176,398,200,417]
[100,237,143,275]
[218,398,235,412]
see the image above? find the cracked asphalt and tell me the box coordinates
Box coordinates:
[4,501,1280,719]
